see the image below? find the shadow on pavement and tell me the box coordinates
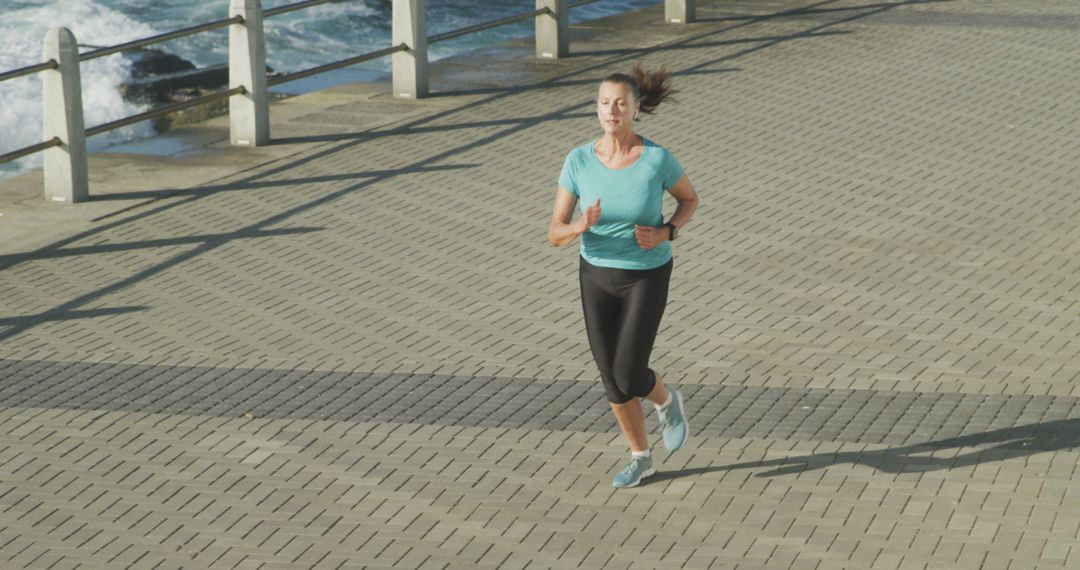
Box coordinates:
[694,0,953,23]
[0,226,322,264]
[0,306,148,329]
[650,418,1080,483]
[570,30,852,59]
[0,0,957,343]
[87,164,479,202]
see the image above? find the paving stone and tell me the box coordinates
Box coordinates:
[9,359,1080,453]
[3,0,1080,568]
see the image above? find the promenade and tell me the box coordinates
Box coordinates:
[2,0,1080,568]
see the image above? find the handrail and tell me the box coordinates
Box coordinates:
[0,0,588,86]
[79,16,245,62]
[0,60,58,84]
[85,86,246,137]
[429,7,552,45]
[264,0,342,18]
[0,138,62,166]
[0,0,335,78]
[268,43,408,86]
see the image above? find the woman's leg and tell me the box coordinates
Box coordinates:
[579,259,633,404]
[613,262,686,453]
[644,368,670,406]
[609,370,668,453]
[608,261,678,453]
[610,260,671,401]
[610,399,648,452]
[581,261,656,486]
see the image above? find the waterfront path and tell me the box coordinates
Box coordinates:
[2,0,1080,568]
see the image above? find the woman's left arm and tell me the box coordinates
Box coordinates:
[665,173,700,231]
[635,173,700,249]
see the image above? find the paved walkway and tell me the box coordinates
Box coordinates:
[2,0,1080,568]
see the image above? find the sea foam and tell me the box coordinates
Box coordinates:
[0,0,158,178]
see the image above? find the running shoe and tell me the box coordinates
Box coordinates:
[657,387,689,452]
[612,455,655,488]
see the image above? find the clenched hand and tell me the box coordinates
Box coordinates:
[576,198,601,235]
[634,224,669,250]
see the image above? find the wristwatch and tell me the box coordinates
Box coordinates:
[665,222,678,241]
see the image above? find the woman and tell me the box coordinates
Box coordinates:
[548,64,700,488]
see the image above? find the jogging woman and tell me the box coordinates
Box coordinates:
[548,65,700,488]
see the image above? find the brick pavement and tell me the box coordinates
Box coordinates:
[2,0,1080,567]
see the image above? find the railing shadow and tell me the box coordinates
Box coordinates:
[0,306,149,328]
[270,112,596,146]
[0,226,321,338]
[87,164,479,202]
[646,418,1080,484]
[1,0,954,341]
[568,30,852,59]
[693,0,953,23]
[0,226,322,264]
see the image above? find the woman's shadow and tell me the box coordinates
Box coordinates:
[649,418,1080,482]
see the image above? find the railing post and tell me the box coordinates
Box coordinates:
[536,0,568,59]
[665,0,696,23]
[42,28,88,204]
[229,0,270,145]
[392,0,428,99]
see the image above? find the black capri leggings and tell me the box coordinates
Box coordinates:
[579,256,673,404]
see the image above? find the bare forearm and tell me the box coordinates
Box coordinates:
[668,195,699,229]
[548,219,584,247]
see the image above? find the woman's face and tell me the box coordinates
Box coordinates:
[597,81,638,135]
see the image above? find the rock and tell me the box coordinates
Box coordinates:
[120,47,276,106]
[121,63,230,105]
[127,48,196,78]
[119,48,280,133]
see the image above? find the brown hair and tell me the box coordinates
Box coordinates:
[602,63,678,117]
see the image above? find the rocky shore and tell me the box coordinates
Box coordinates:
[119,48,285,132]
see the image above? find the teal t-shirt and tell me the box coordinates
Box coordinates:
[558,137,684,270]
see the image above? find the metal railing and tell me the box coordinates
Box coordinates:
[0,0,697,203]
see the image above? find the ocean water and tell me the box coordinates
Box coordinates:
[0,0,661,179]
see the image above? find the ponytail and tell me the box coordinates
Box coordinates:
[602,63,678,117]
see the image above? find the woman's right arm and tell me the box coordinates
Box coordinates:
[548,186,600,247]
